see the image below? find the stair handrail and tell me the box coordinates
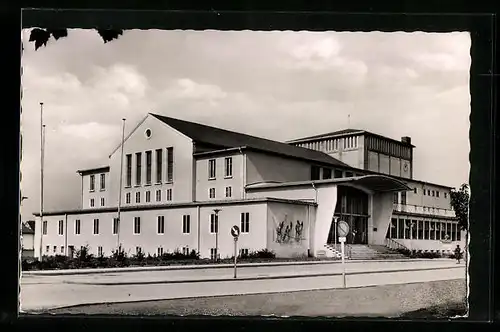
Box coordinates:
[385,238,410,252]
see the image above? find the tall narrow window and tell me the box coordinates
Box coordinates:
[208,159,216,179]
[42,221,47,235]
[224,157,233,177]
[125,154,132,187]
[58,220,64,235]
[146,150,152,185]
[401,191,407,205]
[135,152,142,185]
[310,166,320,180]
[93,219,99,235]
[240,212,250,233]
[209,188,216,199]
[100,197,105,207]
[182,215,191,234]
[145,191,151,203]
[166,189,172,201]
[90,198,95,207]
[75,219,81,235]
[98,246,103,257]
[225,186,232,198]
[135,192,141,203]
[134,217,141,234]
[167,147,174,182]
[156,189,162,202]
[157,216,165,234]
[126,193,131,204]
[322,168,332,179]
[90,174,95,191]
[100,173,106,190]
[155,149,163,183]
[113,218,119,235]
[157,247,164,256]
[393,193,399,204]
[210,213,218,233]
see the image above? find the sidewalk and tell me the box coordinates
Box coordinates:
[22,258,453,276]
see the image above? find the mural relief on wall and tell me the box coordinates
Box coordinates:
[274,214,305,244]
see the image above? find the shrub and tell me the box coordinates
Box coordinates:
[247,249,276,259]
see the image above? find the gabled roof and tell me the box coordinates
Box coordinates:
[150,113,350,168]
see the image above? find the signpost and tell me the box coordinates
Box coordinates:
[231,225,240,279]
[337,220,350,288]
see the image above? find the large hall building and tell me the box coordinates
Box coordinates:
[33,113,464,260]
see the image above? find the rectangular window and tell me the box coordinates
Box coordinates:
[90,198,95,207]
[225,186,232,198]
[210,213,219,233]
[75,219,81,235]
[156,189,162,202]
[423,189,426,196]
[239,248,249,257]
[432,190,435,197]
[46,245,49,253]
[61,246,64,254]
[418,220,424,240]
[322,168,332,179]
[157,247,164,256]
[424,220,430,240]
[224,157,233,177]
[334,170,343,178]
[113,218,119,235]
[404,219,411,239]
[156,149,163,183]
[146,191,151,203]
[401,191,407,205]
[210,248,218,260]
[98,246,103,257]
[53,246,57,253]
[436,222,441,240]
[90,175,95,191]
[345,171,354,177]
[166,188,172,201]
[240,212,250,233]
[310,166,320,180]
[100,197,105,207]
[134,217,141,234]
[58,220,64,235]
[126,154,132,187]
[436,191,440,198]
[393,193,399,204]
[157,216,165,234]
[397,218,404,239]
[146,150,152,185]
[167,147,174,182]
[414,188,417,194]
[93,219,99,235]
[135,152,142,185]
[126,193,131,204]
[135,192,141,203]
[100,173,106,190]
[457,227,461,241]
[444,192,448,199]
[183,215,191,234]
[208,159,216,179]
[430,222,436,240]
[42,221,47,235]
[182,246,190,256]
[428,189,431,196]
[136,247,142,255]
[411,220,418,239]
[390,218,397,238]
[209,188,216,199]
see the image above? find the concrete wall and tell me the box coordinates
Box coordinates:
[34,202,269,260]
[312,186,338,256]
[246,151,311,184]
[246,186,316,202]
[400,181,453,210]
[108,115,195,208]
[81,172,110,209]
[396,237,466,254]
[369,192,394,245]
[195,153,244,201]
[366,151,411,180]
[379,154,390,175]
[266,202,310,258]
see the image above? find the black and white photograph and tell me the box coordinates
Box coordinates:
[19,27,471,318]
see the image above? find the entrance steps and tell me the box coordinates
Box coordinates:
[348,244,408,260]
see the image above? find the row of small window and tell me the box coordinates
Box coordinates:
[387,218,461,241]
[125,148,174,187]
[125,189,173,204]
[421,188,446,198]
[311,166,359,181]
[209,186,232,199]
[89,173,106,192]
[44,245,192,257]
[395,189,447,204]
[90,197,106,207]
[43,212,251,236]
[296,136,358,152]
[208,157,233,180]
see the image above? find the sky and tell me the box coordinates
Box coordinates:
[20,29,471,221]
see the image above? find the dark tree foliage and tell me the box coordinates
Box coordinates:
[28,28,123,50]
[450,183,469,231]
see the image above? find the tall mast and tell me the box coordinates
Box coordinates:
[117,118,126,249]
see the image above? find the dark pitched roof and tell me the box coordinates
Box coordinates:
[150,113,350,168]
[76,166,110,176]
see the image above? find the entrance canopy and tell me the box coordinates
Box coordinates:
[347,175,411,193]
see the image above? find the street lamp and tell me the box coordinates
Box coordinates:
[213,208,221,262]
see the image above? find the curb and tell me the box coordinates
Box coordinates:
[61,265,466,286]
[22,258,455,276]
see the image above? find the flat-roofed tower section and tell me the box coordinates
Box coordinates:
[287,130,414,179]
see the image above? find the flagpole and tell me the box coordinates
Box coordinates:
[117,118,126,250]
[39,102,44,260]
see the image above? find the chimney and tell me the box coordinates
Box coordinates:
[401,136,412,145]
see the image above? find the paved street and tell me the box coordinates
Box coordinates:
[20,259,466,312]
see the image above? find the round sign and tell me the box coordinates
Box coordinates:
[337,220,350,237]
[231,225,240,238]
